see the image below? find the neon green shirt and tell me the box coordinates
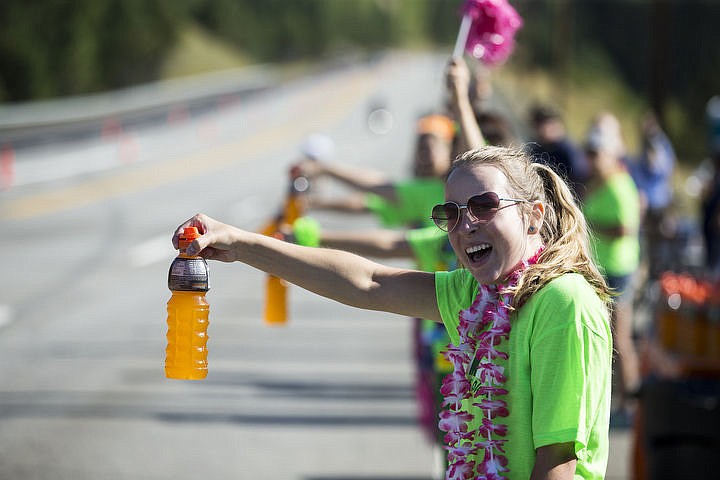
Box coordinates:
[406,226,456,372]
[582,172,640,276]
[435,269,612,480]
[366,178,444,228]
[405,226,455,273]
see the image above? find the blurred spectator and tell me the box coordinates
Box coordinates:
[628,112,676,214]
[703,96,720,276]
[476,110,516,147]
[701,152,720,276]
[625,112,677,278]
[300,113,454,228]
[527,103,589,198]
[581,112,642,424]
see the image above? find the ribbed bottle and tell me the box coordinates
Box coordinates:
[165,227,210,380]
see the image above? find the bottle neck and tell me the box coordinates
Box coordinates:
[177,242,200,258]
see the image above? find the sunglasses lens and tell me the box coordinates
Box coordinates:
[468,192,500,222]
[431,203,459,231]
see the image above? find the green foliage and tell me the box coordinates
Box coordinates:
[0,0,182,101]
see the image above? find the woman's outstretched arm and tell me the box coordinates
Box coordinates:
[173,213,441,322]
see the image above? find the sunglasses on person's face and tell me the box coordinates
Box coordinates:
[431,191,528,232]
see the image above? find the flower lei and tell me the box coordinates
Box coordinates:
[438,249,542,480]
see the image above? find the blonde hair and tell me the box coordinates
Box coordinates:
[449,145,611,308]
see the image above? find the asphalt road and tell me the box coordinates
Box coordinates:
[0,51,630,480]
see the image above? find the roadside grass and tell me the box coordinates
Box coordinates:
[160,23,252,79]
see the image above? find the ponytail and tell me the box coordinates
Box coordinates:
[513,163,611,308]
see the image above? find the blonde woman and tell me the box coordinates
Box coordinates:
[173,146,612,480]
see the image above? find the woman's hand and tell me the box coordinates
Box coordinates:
[172,213,242,262]
[294,158,325,179]
[446,56,471,104]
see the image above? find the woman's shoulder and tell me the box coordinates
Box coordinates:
[608,169,640,193]
[531,273,605,308]
[523,273,609,336]
[538,272,596,296]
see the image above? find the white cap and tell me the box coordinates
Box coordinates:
[300,134,335,161]
[584,114,624,156]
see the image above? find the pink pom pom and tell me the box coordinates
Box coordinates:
[460,0,523,66]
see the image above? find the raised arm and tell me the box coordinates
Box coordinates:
[305,192,371,214]
[446,56,485,152]
[298,160,398,202]
[320,229,414,259]
[174,213,440,321]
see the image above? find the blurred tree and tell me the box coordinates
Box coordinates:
[0,0,182,101]
[95,0,180,88]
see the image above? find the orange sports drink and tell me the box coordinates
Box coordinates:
[165,227,210,380]
[261,166,307,325]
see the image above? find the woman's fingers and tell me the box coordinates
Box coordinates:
[171,213,211,250]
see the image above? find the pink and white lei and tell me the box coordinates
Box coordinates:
[439,249,542,480]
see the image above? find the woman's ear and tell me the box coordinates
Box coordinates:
[528,201,545,234]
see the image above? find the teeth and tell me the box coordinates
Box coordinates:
[465,243,491,255]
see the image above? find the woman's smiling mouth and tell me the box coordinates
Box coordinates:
[465,243,492,263]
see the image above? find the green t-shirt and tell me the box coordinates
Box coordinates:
[582,172,640,276]
[435,269,612,480]
[366,178,444,228]
[406,226,457,373]
[405,226,456,273]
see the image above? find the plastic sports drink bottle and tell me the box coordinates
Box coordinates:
[165,227,210,380]
[262,166,308,325]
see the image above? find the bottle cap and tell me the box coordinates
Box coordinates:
[178,227,201,251]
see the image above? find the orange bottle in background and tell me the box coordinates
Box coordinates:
[165,227,210,380]
[657,273,681,352]
[261,166,308,326]
[264,275,288,324]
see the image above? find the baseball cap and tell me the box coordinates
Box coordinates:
[584,120,623,156]
[300,134,335,161]
[416,114,456,143]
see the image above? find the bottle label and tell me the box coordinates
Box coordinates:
[168,257,209,291]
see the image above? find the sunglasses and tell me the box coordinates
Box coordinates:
[431,191,528,232]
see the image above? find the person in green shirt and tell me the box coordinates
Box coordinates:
[173,145,612,479]
[581,113,642,422]
[298,113,455,229]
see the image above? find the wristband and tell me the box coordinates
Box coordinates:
[293,217,321,247]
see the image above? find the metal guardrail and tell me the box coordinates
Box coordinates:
[0,65,278,149]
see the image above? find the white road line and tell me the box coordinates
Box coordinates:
[128,235,175,268]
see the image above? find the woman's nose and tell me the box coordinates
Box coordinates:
[456,207,478,233]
